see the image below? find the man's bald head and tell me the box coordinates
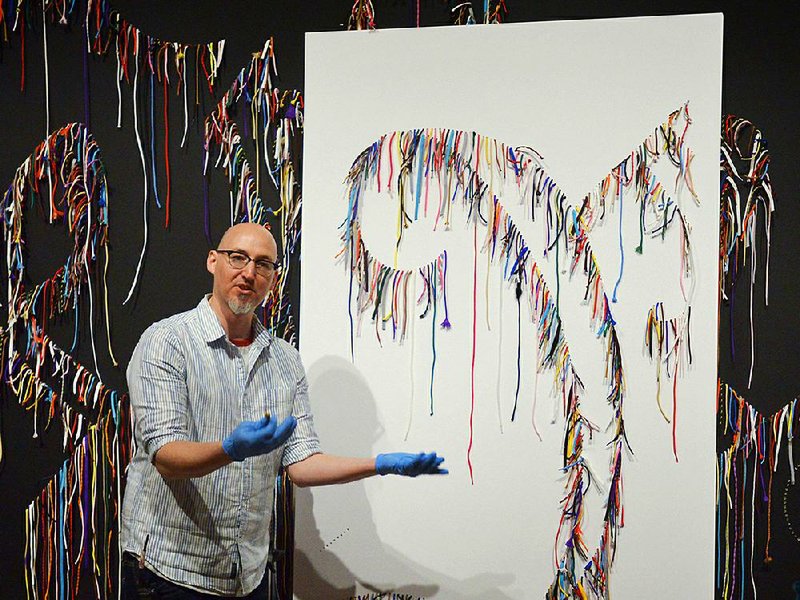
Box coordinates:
[218,222,277,257]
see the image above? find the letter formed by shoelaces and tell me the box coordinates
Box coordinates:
[719,115,774,389]
[715,116,794,600]
[339,103,698,599]
[0,123,132,600]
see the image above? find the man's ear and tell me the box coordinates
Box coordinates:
[207,250,217,275]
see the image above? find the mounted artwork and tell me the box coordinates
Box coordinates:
[299,15,722,599]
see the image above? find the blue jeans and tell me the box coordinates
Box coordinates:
[121,553,269,599]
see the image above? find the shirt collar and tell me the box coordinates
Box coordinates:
[197,295,274,351]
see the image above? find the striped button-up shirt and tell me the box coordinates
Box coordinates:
[121,296,320,595]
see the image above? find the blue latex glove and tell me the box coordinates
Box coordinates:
[222,415,297,461]
[375,452,448,477]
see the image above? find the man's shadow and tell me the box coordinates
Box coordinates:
[293,356,516,600]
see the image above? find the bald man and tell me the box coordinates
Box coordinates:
[120,224,446,599]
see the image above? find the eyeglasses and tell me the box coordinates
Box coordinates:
[215,249,280,276]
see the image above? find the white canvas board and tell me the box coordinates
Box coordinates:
[298,14,722,599]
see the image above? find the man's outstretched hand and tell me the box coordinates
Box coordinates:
[222,415,297,461]
[375,452,448,477]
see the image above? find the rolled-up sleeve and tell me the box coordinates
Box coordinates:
[127,325,190,460]
[281,361,321,467]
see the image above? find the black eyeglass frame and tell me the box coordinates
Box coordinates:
[214,249,281,276]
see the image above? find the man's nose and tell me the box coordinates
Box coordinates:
[241,261,258,278]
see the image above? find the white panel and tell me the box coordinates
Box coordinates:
[298,15,722,599]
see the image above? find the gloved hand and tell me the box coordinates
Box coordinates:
[222,415,297,462]
[375,452,448,477]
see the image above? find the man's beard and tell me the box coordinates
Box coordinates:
[227,295,261,315]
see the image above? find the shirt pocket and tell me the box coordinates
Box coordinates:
[255,386,293,424]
